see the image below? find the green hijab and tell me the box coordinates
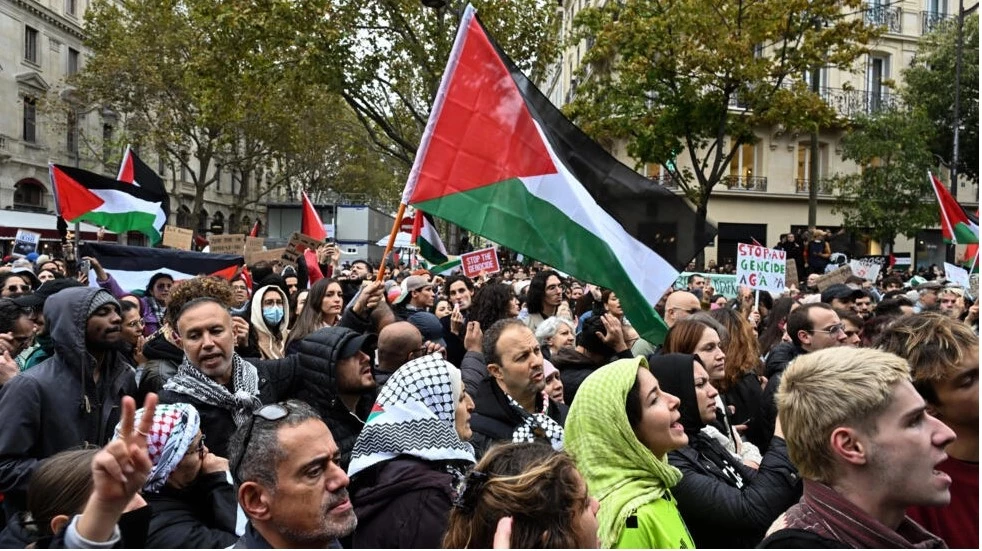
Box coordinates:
[564,357,683,548]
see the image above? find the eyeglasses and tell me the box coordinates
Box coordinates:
[669,307,701,315]
[186,434,207,460]
[231,403,289,480]
[125,319,145,329]
[5,285,31,293]
[811,324,846,336]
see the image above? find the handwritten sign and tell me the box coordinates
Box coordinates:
[944,262,971,289]
[244,236,265,253]
[785,259,799,288]
[12,230,41,257]
[281,232,324,265]
[736,243,786,292]
[461,246,500,278]
[814,265,854,292]
[209,233,246,255]
[245,247,287,266]
[162,226,194,250]
[848,258,881,282]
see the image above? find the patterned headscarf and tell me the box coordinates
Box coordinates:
[114,403,201,493]
[564,357,684,548]
[348,353,475,479]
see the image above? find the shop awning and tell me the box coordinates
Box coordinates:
[0,210,116,240]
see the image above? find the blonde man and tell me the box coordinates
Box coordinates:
[760,348,955,548]
[876,313,979,549]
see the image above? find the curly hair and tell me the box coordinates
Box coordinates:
[470,283,518,331]
[708,308,763,393]
[443,442,591,549]
[164,276,235,328]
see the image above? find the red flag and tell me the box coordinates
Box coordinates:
[249,220,261,237]
[410,210,423,244]
[301,191,327,241]
[750,237,763,247]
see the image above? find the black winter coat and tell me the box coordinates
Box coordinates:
[350,457,460,548]
[724,371,769,450]
[757,529,850,548]
[144,471,239,548]
[460,351,487,397]
[469,377,567,459]
[669,435,801,548]
[0,287,136,513]
[760,342,805,449]
[549,347,597,405]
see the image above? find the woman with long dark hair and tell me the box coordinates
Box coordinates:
[469,283,520,331]
[284,278,344,354]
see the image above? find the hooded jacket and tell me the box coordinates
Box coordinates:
[144,471,239,548]
[651,354,801,549]
[249,284,291,360]
[0,287,136,512]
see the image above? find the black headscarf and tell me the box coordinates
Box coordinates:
[648,353,706,437]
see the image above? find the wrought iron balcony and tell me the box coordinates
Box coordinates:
[921,11,953,33]
[723,175,767,192]
[820,87,900,118]
[650,174,679,189]
[795,178,835,195]
[865,4,903,33]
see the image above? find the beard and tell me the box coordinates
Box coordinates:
[273,491,357,546]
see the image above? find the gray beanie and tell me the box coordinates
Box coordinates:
[87,290,121,318]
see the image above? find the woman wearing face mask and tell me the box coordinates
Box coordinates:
[565,357,693,548]
[347,354,476,548]
[249,285,290,360]
[650,354,800,548]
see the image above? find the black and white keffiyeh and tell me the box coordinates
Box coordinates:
[162,353,263,427]
[348,353,475,479]
[505,390,564,451]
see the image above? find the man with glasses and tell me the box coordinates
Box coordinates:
[761,303,847,445]
[229,400,357,549]
[0,287,136,516]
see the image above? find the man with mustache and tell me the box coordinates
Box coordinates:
[0,287,136,515]
[230,399,357,549]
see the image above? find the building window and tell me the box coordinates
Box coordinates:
[23,97,37,143]
[180,161,187,182]
[65,0,76,15]
[729,142,758,179]
[14,180,46,211]
[867,55,889,112]
[157,155,166,176]
[176,206,192,228]
[25,26,39,64]
[102,124,113,163]
[67,111,78,154]
[67,48,79,75]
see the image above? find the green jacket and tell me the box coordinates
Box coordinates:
[615,498,694,549]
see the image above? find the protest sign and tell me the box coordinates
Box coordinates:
[674,273,738,299]
[244,236,264,253]
[245,248,287,266]
[736,243,786,292]
[848,258,881,282]
[162,226,194,250]
[785,259,799,289]
[12,230,41,257]
[282,232,324,265]
[970,274,979,300]
[944,262,971,289]
[461,246,501,278]
[814,265,853,291]
[209,234,246,255]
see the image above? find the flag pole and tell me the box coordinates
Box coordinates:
[377,202,407,283]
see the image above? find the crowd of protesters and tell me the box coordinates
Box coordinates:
[0,229,976,549]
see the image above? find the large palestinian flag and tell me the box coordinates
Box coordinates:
[51,165,168,244]
[80,242,244,293]
[401,5,716,344]
[930,172,979,245]
[117,145,171,218]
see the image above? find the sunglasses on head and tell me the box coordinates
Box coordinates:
[230,403,290,480]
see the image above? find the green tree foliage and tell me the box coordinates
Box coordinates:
[830,107,937,251]
[566,0,879,217]
[74,0,393,218]
[903,13,979,184]
[321,0,561,166]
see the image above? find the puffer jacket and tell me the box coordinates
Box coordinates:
[296,327,374,470]
[0,287,136,513]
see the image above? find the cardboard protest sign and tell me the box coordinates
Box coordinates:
[12,230,41,257]
[461,246,501,278]
[245,248,287,266]
[209,234,246,255]
[944,262,971,289]
[785,259,799,289]
[814,265,853,291]
[244,236,265,253]
[162,226,194,250]
[281,232,324,265]
[848,258,881,282]
[736,243,786,292]
[970,274,979,300]
[674,272,738,299]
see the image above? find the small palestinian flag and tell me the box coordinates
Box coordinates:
[79,242,244,293]
[930,172,979,245]
[51,164,168,245]
[401,5,716,344]
[366,403,385,423]
[411,210,449,265]
[117,145,170,219]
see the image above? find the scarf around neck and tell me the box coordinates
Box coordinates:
[564,357,684,549]
[162,353,262,427]
[779,480,945,548]
[503,390,564,451]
